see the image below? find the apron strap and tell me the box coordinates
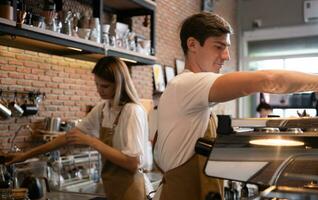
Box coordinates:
[100,101,124,129]
[113,107,124,128]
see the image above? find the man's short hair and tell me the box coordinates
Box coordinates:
[256,102,273,112]
[180,12,233,54]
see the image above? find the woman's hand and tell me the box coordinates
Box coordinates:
[5,152,26,165]
[66,128,95,146]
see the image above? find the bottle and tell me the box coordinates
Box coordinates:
[240,183,249,200]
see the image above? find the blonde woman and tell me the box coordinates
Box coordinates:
[8,56,151,200]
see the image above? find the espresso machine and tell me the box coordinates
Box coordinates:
[197,116,318,200]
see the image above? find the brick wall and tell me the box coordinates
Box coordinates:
[156,0,201,66]
[0,46,99,150]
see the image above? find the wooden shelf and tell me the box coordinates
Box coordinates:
[106,46,156,64]
[0,0,157,64]
[0,17,16,27]
[103,0,156,12]
[0,22,156,64]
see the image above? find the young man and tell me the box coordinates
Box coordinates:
[153,12,318,200]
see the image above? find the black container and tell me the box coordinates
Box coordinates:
[195,137,214,157]
[21,104,38,116]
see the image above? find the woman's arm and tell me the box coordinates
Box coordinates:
[90,137,139,173]
[7,134,67,165]
[209,70,318,102]
[66,128,139,173]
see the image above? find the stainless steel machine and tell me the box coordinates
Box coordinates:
[203,117,318,199]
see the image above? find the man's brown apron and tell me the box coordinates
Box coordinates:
[99,106,146,200]
[159,113,224,200]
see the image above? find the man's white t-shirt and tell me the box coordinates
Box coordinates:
[154,71,221,172]
[76,100,149,168]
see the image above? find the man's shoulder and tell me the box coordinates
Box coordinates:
[167,72,219,89]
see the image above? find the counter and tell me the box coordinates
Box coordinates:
[47,191,106,200]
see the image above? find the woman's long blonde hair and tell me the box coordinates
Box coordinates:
[92,56,140,106]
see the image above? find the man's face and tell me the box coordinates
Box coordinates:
[94,75,116,100]
[259,109,272,118]
[193,34,231,73]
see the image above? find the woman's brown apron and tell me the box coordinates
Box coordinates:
[99,106,146,200]
[159,113,224,200]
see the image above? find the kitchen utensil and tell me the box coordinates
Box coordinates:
[24,8,32,25]
[32,15,46,29]
[45,117,61,132]
[61,10,73,36]
[0,0,13,20]
[9,92,24,117]
[21,103,37,116]
[89,18,101,43]
[0,101,11,119]
[16,9,26,26]
[20,92,38,116]
[78,28,91,40]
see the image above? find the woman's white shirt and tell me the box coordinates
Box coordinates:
[76,100,149,168]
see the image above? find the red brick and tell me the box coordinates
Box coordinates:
[51,89,63,95]
[0,51,15,58]
[49,100,64,106]
[70,85,81,90]
[58,72,69,78]
[15,54,32,60]
[25,74,38,80]
[64,67,76,74]
[64,101,75,106]
[24,50,38,55]
[0,58,8,64]
[31,68,45,75]
[1,78,16,85]
[24,61,38,68]
[45,71,59,76]
[75,69,86,75]
[16,80,32,86]
[0,45,8,50]
[69,107,79,111]
[52,77,63,83]
[8,72,24,79]
[71,96,81,101]
[51,65,63,71]
[1,65,16,71]
[39,76,51,82]
[31,56,45,63]
[8,59,23,65]
[8,47,24,53]
[32,81,46,88]
[16,67,31,73]
[39,64,51,70]
[57,61,69,67]
[58,84,70,89]
[57,95,69,100]
[38,53,51,58]
[46,82,58,88]
[69,74,81,79]
[0,71,8,78]
[45,106,57,111]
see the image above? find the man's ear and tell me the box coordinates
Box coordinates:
[187,37,199,53]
